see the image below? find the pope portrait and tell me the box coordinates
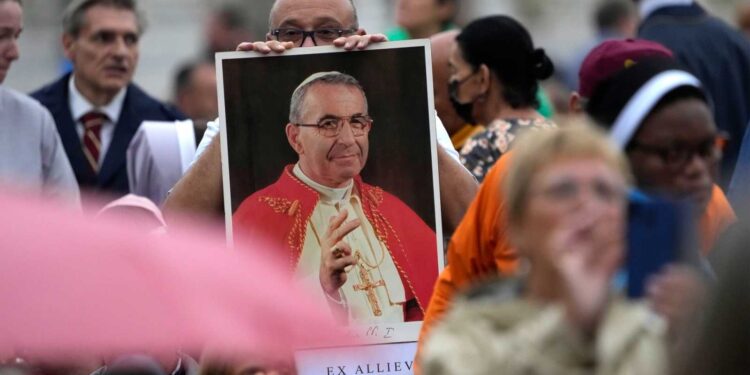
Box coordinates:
[233,71,438,325]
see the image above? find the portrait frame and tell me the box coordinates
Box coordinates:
[217,40,444,344]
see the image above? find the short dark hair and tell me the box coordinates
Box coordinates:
[595,0,635,31]
[63,0,146,37]
[436,0,459,25]
[0,0,22,5]
[213,4,248,30]
[456,15,554,109]
[173,61,197,99]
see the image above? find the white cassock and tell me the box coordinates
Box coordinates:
[293,164,407,324]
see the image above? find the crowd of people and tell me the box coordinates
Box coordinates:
[2,0,750,374]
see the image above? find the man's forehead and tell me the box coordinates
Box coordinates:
[0,1,22,27]
[270,0,354,28]
[638,102,715,142]
[306,83,365,102]
[81,5,139,33]
[302,84,366,115]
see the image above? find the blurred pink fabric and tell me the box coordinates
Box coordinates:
[0,191,351,363]
[96,194,167,230]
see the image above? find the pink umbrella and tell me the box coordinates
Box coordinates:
[0,190,353,365]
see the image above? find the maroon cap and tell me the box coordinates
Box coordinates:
[578,38,673,98]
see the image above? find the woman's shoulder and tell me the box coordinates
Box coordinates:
[483,117,557,137]
[439,277,537,328]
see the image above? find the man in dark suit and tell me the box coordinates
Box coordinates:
[634,0,750,188]
[31,0,184,197]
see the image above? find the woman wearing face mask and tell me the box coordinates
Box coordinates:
[450,15,556,182]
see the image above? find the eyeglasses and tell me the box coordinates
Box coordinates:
[534,179,627,205]
[627,135,724,170]
[270,28,357,46]
[294,115,373,138]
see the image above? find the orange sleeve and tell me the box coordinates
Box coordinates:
[448,154,515,289]
[417,266,457,343]
[416,153,519,367]
[699,184,737,254]
[445,152,518,291]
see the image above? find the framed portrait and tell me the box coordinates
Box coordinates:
[217,40,443,344]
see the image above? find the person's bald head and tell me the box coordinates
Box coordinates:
[431,30,459,72]
[268,0,358,32]
[431,30,464,135]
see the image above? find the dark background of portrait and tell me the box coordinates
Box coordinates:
[221,45,438,231]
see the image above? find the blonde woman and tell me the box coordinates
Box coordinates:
[421,123,667,375]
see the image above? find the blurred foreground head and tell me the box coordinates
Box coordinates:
[505,121,630,273]
[419,123,660,375]
[0,190,350,370]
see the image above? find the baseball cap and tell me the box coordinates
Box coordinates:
[578,38,673,98]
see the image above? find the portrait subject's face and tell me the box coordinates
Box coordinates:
[289,83,370,188]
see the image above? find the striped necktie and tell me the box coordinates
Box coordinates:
[80,111,108,173]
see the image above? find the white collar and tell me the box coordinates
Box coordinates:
[68,74,127,122]
[639,0,694,19]
[293,163,353,203]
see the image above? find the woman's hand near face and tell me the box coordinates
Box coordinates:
[551,210,625,337]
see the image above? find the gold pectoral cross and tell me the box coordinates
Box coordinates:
[353,259,385,317]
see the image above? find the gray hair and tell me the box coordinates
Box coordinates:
[63,0,146,37]
[289,71,367,123]
[0,0,22,5]
[268,0,359,31]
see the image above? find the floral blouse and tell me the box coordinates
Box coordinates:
[460,118,557,182]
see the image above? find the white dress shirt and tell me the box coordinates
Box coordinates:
[639,0,694,19]
[292,164,407,324]
[68,76,127,163]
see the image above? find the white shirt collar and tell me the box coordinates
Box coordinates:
[293,163,353,203]
[639,0,694,19]
[68,74,127,122]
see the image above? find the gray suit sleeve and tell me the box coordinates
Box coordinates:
[39,107,81,208]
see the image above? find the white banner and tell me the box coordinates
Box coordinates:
[295,342,417,375]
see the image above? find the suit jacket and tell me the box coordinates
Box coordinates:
[233,165,439,319]
[31,73,185,195]
[639,3,750,187]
